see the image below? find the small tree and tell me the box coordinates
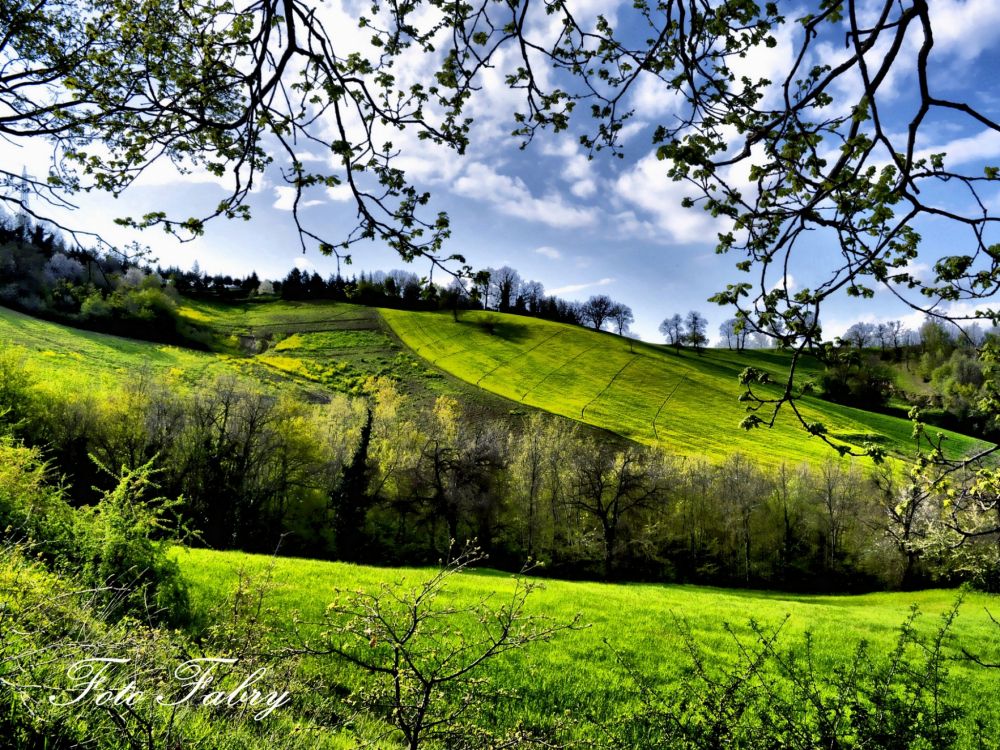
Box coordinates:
[580,294,616,330]
[490,266,522,312]
[566,446,668,579]
[291,545,579,749]
[843,321,876,349]
[519,280,545,313]
[659,314,685,350]
[719,318,737,350]
[609,302,634,336]
[685,311,708,353]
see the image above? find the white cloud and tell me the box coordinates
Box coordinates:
[629,73,681,119]
[295,151,327,163]
[294,256,315,272]
[914,128,1000,168]
[616,120,649,144]
[571,180,597,199]
[540,134,600,198]
[926,0,1000,61]
[535,246,562,260]
[272,186,325,212]
[613,151,727,244]
[770,274,797,294]
[549,277,615,296]
[540,139,577,159]
[391,130,466,184]
[326,184,354,202]
[453,162,596,228]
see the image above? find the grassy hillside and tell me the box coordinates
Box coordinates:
[175,298,520,415]
[0,304,244,393]
[177,546,1000,746]
[2,299,989,468]
[0,301,511,417]
[381,308,989,466]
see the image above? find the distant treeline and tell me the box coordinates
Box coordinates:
[0,207,641,340]
[270,264,640,332]
[0,217,217,345]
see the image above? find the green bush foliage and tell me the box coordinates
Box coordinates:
[0,437,191,627]
[612,605,964,749]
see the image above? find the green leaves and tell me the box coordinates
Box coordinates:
[738,367,772,386]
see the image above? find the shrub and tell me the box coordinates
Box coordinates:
[0,435,191,627]
[820,357,895,409]
[289,545,580,749]
[611,603,963,749]
[0,346,35,430]
[77,460,192,627]
[0,438,76,561]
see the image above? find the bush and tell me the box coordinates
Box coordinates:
[0,436,191,627]
[0,438,76,562]
[77,460,192,627]
[820,356,895,409]
[0,346,35,430]
[290,546,579,749]
[611,604,963,749]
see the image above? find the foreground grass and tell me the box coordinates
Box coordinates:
[382,308,989,467]
[177,547,1000,746]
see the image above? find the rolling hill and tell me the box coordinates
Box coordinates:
[381,308,989,466]
[0,301,511,417]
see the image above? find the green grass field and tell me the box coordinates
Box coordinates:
[175,298,517,414]
[381,308,989,467]
[0,301,509,416]
[177,546,1000,746]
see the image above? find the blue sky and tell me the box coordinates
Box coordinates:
[4,0,1000,342]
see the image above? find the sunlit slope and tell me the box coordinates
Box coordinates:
[0,300,428,401]
[2,301,989,468]
[175,298,516,413]
[0,305,243,392]
[0,301,497,412]
[381,308,989,466]
[0,301,534,419]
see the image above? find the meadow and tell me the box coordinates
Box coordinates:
[0,300,504,413]
[4,297,1000,746]
[0,304,240,391]
[381,308,989,466]
[175,298,517,413]
[177,546,1000,746]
